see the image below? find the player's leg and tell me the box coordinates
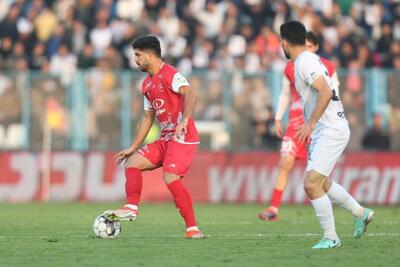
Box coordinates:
[305,170,341,249]
[323,179,374,238]
[163,142,204,239]
[306,128,346,249]
[258,153,295,221]
[105,143,161,221]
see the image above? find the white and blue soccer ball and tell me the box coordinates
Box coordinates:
[93,215,121,239]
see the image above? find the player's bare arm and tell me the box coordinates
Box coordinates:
[114,110,155,164]
[295,76,333,143]
[174,85,198,138]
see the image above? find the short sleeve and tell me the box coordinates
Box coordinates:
[171,72,190,93]
[298,57,326,86]
[143,97,153,110]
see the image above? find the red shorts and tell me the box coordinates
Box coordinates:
[281,124,307,160]
[137,140,197,177]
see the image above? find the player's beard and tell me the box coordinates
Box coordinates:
[136,63,147,72]
[283,47,291,60]
[136,60,150,72]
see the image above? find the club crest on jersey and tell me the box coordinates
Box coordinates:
[152,99,166,115]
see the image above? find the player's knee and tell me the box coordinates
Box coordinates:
[125,154,147,170]
[125,157,140,169]
[303,180,316,195]
[304,177,320,195]
[323,179,333,192]
[163,174,180,184]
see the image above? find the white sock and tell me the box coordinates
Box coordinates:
[186,226,199,232]
[311,194,338,240]
[327,182,364,218]
[124,204,138,210]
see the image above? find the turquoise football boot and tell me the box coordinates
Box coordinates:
[353,208,374,239]
[312,238,341,249]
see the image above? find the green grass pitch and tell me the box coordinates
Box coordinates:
[1,203,399,267]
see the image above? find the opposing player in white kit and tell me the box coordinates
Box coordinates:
[280,21,374,249]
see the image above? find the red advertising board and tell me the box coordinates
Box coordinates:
[0,152,399,204]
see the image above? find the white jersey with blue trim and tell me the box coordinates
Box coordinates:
[294,51,348,130]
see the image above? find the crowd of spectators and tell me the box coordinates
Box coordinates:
[0,0,399,151]
[1,0,400,76]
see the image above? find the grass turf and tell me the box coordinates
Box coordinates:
[1,203,399,267]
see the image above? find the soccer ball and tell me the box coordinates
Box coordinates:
[92,215,121,239]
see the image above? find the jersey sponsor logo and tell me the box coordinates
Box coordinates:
[152,99,165,109]
[152,99,168,116]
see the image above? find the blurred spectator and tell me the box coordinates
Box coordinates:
[362,113,390,150]
[29,42,48,70]
[77,43,96,69]
[116,0,144,22]
[0,1,14,21]
[104,46,123,69]
[192,1,225,39]
[0,4,19,41]
[202,79,223,121]
[377,23,393,65]
[71,20,87,54]
[74,0,97,29]
[248,78,279,149]
[0,36,13,68]
[145,0,166,20]
[253,106,280,150]
[0,74,21,128]
[34,7,57,42]
[387,41,400,68]
[87,58,120,148]
[50,44,77,86]
[47,23,72,58]
[7,42,27,70]
[90,9,112,58]
[254,25,281,56]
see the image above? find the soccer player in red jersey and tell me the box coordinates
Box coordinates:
[105,36,204,239]
[258,32,339,221]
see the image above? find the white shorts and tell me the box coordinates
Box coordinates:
[307,124,350,177]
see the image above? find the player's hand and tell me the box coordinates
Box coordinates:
[295,121,315,143]
[175,119,188,140]
[113,148,135,165]
[275,120,283,138]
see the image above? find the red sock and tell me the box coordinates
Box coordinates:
[167,180,197,228]
[125,167,142,205]
[271,189,283,208]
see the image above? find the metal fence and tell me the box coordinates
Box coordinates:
[0,68,398,151]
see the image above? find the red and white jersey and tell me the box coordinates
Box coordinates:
[284,57,336,129]
[141,63,199,144]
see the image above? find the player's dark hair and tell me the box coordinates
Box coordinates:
[306,31,319,46]
[132,35,161,58]
[280,21,306,45]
